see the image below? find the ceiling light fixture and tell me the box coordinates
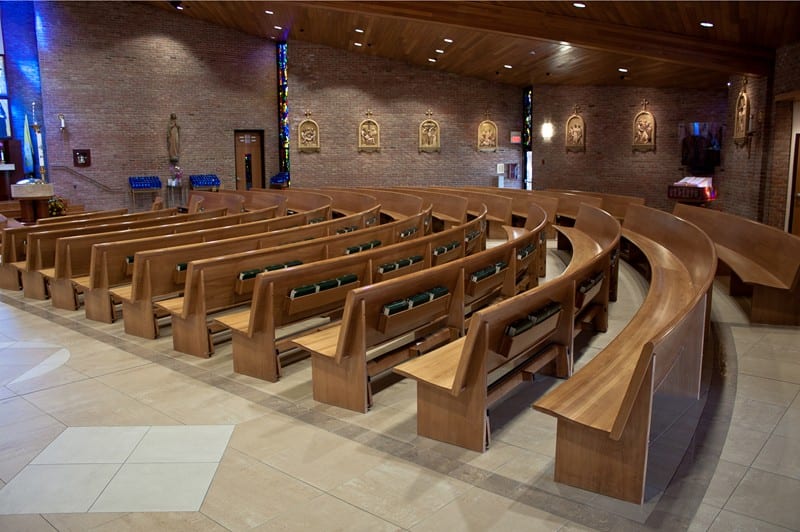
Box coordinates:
[355,28,364,33]
[573,2,586,7]
[169,1,184,10]
[354,42,363,47]
[700,21,714,28]
[435,49,444,54]
[273,25,282,30]
[530,50,537,55]
[559,41,571,47]
[618,67,628,73]
[443,38,454,44]
[504,64,513,69]
[428,58,437,63]
[264,10,274,15]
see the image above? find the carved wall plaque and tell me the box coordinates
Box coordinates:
[477,119,497,152]
[419,110,440,153]
[358,110,380,152]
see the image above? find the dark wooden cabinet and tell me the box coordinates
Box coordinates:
[0,138,25,200]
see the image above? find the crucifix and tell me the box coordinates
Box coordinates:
[640,99,649,111]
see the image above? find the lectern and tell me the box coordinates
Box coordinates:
[10,182,54,223]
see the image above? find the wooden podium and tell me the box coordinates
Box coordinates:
[11,183,54,224]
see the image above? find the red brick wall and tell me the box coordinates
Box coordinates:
[287,41,523,188]
[531,85,728,212]
[37,2,277,211]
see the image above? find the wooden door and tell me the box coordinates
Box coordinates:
[234,130,264,190]
[792,134,800,236]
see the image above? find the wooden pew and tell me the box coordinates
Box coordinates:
[395,277,574,451]
[35,208,129,224]
[533,204,716,504]
[117,209,427,340]
[0,208,180,287]
[291,223,543,412]
[214,189,287,215]
[300,188,379,218]
[187,190,245,213]
[320,187,426,225]
[426,187,513,239]
[214,211,496,382]
[46,208,277,310]
[389,188,468,231]
[547,189,645,221]
[156,210,431,357]
[271,188,333,214]
[673,203,800,325]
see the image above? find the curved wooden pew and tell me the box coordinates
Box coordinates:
[301,188,380,218]
[393,204,615,450]
[388,188,468,231]
[0,208,181,289]
[325,188,426,224]
[35,208,129,224]
[186,190,246,214]
[118,208,427,341]
[214,210,493,382]
[47,208,277,310]
[673,203,800,325]
[12,210,222,298]
[547,189,645,221]
[292,215,545,413]
[156,209,430,357]
[533,204,716,504]
[214,188,288,215]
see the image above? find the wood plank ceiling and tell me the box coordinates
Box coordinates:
[150,1,800,90]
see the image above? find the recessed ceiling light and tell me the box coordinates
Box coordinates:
[355,28,364,33]
[354,42,363,47]
[618,67,628,73]
[700,21,714,28]
[504,64,513,69]
[443,38,453,44]
[273,25,282,30]
[727,81,732,87]
[264,10,274,15]
[530,50,537,55]
[435,49,444,54]
[573,2,586,7]
[428,58,437,63]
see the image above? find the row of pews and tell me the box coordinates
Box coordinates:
[2,184,797,506]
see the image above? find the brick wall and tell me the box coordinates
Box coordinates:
[36,1,277,211]
[531,85,728,212]
[288,41,523,188]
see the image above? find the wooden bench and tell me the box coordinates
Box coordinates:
[186,190,245,213]
[395,276,574,451]
[547,189,645,221]
[2,209,212,296]
[427,187,513,239]
[80,206,368,324]
[214,211,498,382]
[291,223,544,412]
[157,210,431,357]
[325,188,426,225]
[117,209,427,340]
[214,189,288,215]
[388,188,468,231]
[673,203,800,325]
[0,208,181,288]
[46,208,277,310]
[300,188,379,218]
[35,208,129,224]
[533,204,716,504]
[271,188,333,214]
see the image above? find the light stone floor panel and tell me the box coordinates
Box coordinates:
[0,243,798,530]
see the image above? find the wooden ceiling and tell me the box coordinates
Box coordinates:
[150,1,800,89]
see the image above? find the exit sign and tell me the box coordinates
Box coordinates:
[509,131,522,144]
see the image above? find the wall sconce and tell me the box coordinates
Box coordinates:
[58,114,66,132]
[540,121,555,142]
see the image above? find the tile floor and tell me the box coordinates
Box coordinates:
[0,244,798,531]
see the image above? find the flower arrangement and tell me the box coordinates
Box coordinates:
[48,196,66,217]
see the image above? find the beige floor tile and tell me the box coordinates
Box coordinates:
[64,345,152,378]
[0,396,47,428]
[741,342,800,365]
[709,510,793,532]
[40,512,128,531]
[0,414,65,483]
[200,448,322,530]
[729,398,786,433]
[330,459,471,528]
[738,356,800,385]
[90,511,229,532]
[0,463,121,514]
[719,424,771,466]
[774,405,800,440]
[687,503,722,532]
[344,404,418,443]
[491,448,553,485]
[262,426,391,491]
[6,365,91,396]
[725,469,800,530]
[752,434,800,480]
[0,514,57,531]
[90,462,219,512]
[735,375,800,407]
[23,379,180,426]
[411,486,567,531]
[32,426,149,465]
[701,460,749,509]
[252,492,401,531]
